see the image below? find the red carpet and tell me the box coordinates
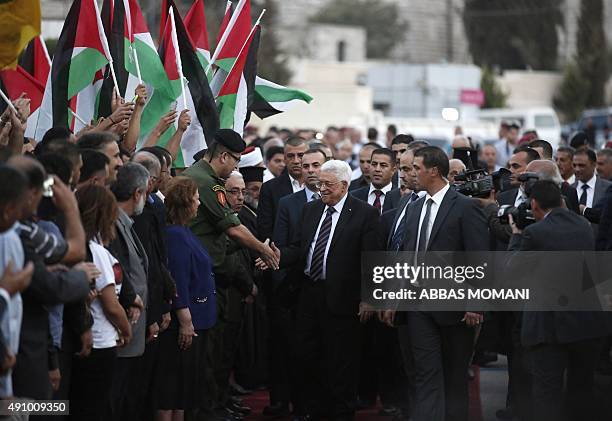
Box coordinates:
[243,366,483,421]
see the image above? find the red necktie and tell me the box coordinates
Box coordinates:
[373,190,383,214]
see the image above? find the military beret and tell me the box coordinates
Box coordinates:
[214,129,246,154]
[239,166,264,183]
[570,131,589,149]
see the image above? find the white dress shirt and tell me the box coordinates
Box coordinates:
[393,191,426,234]
[415,183,450,251]
[576,173,597,207]
[565,174,575,185]
[514,187,528,207]
[304,186,319,202]
[289,174,304,193]
[367,182,393,207]
[263,168,275,182]
[305,193,348,279]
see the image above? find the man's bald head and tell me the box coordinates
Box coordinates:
[451,136,471,149]
[526,159,563,185]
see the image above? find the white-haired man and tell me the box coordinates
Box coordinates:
[271,160,382,420]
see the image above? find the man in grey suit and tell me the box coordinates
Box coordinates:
[109,163,150,420]
[572,148,612,225]
[508,180,610,421]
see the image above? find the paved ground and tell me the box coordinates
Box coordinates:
[479,356,509,421]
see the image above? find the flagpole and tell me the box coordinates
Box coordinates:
[169,7,188,111]
[206,0,247,74]
[68,108,89,126]
[0,89,17,114]
[38,36,52,67]
[214,10,265,100]
[93,0,121,97]
[122,0,142,85]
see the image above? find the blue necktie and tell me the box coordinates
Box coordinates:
[390,193,419,251]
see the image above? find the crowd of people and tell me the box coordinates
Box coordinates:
[1,85,612,421]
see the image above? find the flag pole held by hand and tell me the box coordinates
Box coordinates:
[0,90,17,114]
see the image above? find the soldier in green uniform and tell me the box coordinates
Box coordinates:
[182,129,279,421]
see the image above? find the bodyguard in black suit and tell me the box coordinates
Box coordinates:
[352,148,402,214]
[265,149,326,416]
[348,142,379,192]
[257,137,308,242]
[275,160,382,421]
[384,146,489,421]
[508,180,610,421]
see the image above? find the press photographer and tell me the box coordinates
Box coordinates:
[507,179,611,421]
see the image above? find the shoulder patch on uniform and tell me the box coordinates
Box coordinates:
[212,184,225,192]
[216,190,227,206]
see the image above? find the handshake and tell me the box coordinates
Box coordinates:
[256,239,280,271]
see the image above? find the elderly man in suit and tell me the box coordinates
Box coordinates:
[508,180,610,421]
[352,148,402,214]
[263,149,327,416]
[572,148,612,225]
[269,160,382,421]
[384,146,489,421]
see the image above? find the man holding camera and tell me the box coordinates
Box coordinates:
[508,180,609,421]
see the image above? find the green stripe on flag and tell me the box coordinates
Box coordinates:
[67,49,108,98]
[254,84,313,103]
[217,93,237,129]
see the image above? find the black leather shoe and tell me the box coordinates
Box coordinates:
[495,407,515,420]
[228,402,251,416]
[378,405,400,416]
[263,403,291,417]
[230,382,253,396]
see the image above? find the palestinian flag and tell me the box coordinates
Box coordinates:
[19,36,51,87]
[184,0,211,74]
[217,24,259,136]
[121,0,177,144]
[0,65,45,137]
[217,1,233,46]
[251,76,313,119]
[34,0,113,139]
[159,3,218,167]
[98,0,128,118]
[209,0,251,95]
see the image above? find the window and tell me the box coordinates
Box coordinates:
[337,40,346,62]
[534,114,555,128]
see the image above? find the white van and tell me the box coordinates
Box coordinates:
[477,107,561,148]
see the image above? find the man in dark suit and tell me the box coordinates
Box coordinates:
[258,137,308,242]
[572,148,612,225]
[596,185,612,251]
[263,149,326,416]
[272,160,382,421]
[384,146,489,421]
[352,148,401,214]
[508,180,610,421]
[349,142,379,191]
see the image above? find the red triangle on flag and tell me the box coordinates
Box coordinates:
[218,25,257,97]
[217,1,232,45]
[0,66,45,112]
[185,0,210,52]
[159,9,180,82]
[74,0,107,55]
[216,0,251,62]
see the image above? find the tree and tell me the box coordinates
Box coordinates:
[252,0,291,85]
[553,62,589,122]
[480,67,508,109]
[310,0,408,59]
[463,0,563,70]
[576,0,609,107]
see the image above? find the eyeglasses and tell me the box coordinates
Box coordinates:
[314,180,343,190]
[226,151,241,163]
[226,188,246,196]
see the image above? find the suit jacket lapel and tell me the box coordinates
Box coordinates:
[387,195,410,247]
[427,189,457,249]
[402,198,423,251]
[303,200,325,249]
[329,196,354,252]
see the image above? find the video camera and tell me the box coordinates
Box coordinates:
[497,172,539,229]
[453,168,512,198]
